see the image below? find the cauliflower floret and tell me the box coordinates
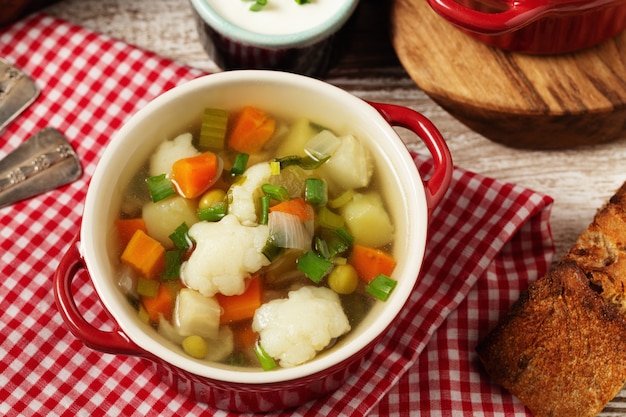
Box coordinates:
[252,286,351,368]
[227,162,272,226]
[149,132,199,177]
[180,214,270,297]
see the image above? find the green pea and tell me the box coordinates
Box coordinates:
[328,264,358,295]
[198,189,226,210]
[182,335,208,359]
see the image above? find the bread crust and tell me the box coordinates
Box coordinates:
[478,182,626,417]
[564,183,626,315]
[477,261,626,417]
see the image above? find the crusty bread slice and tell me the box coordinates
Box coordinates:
[477,261,626,417]
[564,182,626,316]
[477,182,626,416]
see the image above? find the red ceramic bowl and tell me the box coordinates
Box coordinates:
[425,0,626,54]
[53,71,452,412]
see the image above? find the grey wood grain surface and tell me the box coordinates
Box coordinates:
[40,0,626,414]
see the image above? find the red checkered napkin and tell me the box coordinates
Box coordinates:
[0,14,553,417]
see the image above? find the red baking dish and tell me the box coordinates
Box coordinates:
[424,0,626,54]
[53,70,453,412]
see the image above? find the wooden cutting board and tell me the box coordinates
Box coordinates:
[390,0,626,149]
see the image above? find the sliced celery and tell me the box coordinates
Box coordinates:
[137,277,159,298]
[328,189,355,209]
[316,206,343,230]
[199,108,228,151]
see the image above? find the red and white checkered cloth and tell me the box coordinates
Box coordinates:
[0,14,554,416]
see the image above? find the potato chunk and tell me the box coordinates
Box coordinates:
[342,192,393,248]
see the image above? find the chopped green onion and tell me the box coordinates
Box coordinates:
[262,238,284,262]
[328,189,355,209]
[327,234,350,258]
[316,206,343,230]
[304,177,328,206]
[169,222,192,251]
[297,250,333,283]
[230,153,249,176]
[313,236,331,259]
[248,0,267,11]
[246,0,309,11]
[197,201,227,222]
[334,225,355,246]
[146,173,176,202]
[259,195,270,225]
[199,108,228,151]
[274,155,329,171]
[162,250,182,280]
[136,278,159,297]
[315,226,352,259]
[365,274,397,301]
[254,343,277,371]
[261,183,290,202]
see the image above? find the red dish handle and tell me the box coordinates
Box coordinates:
[424,0,548,34]
[369,101,452,214]
[53,232,146,357]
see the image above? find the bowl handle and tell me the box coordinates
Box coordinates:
[53,232,146,357]
[369,101,453,214]
[424,0,548,34]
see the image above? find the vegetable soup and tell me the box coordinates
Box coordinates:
[115,105,398,370]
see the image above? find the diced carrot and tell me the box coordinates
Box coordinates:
[115,218,147,247]
[120,229,165,279]
[269,197,314,222]
[171,152,222,199]
[227,106,276,154]
[141,283,174,323]
[233,322,258,349]
[348,244,397,283]
[216,274,262,324]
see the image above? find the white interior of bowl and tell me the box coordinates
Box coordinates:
[81,70,428,385]
[189,0,360,48]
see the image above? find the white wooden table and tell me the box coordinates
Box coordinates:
[39,0,626,414]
